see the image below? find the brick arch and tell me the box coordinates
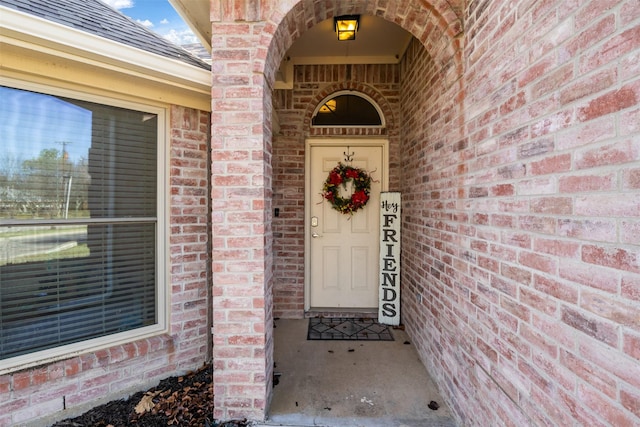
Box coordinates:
[261,0,464,90]
[304,82,396,137]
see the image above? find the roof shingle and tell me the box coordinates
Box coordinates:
[1,0,211,70]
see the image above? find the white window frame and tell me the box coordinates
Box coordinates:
[0,79,170,375]
[311,90,386,128]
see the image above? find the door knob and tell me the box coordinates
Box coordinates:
[312,232,321,238]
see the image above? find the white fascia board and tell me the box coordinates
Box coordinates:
[168,0,212,52]
[0,5,210,93]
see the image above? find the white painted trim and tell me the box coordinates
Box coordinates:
[0,81,170,375]
[168,0,212,52]
[304,138,390,311]
[0,6,210,93]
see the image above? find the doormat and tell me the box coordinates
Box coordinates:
[307,317,394,341]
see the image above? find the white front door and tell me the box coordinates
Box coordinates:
[305,139,388,310]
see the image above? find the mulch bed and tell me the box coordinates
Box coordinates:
[50,363,248,427]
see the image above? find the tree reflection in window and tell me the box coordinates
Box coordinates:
[312,93,382,126]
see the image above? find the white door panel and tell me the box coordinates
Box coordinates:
[306,141,387,309]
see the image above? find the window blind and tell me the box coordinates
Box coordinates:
[0,86,158,360]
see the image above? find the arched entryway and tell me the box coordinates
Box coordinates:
[210,0,464,421]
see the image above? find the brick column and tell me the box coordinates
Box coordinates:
[210,14,274,422]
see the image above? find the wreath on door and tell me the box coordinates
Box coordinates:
[322,162,372,215]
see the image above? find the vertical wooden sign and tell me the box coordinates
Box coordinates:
[379,192,401,326]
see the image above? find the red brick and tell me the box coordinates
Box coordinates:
[517,177,555,195]
[530,197,572,214]
[582,290,639,329]
[560,66,617,105]
[501,263,532,285]
[500,295,531,322]
[577,382,636,427]
[563,13,615,59]
[491,274,517,297]
[579,83,639,123]
[489,365,521,402]
[518,215,555,234]
[532,63,573,99]
[534,312,576,350]
[478,255,500,273]
[533,237,580,258]
[559,260,619,293]
[622,275,640,301]
[623,167,640,189]
[557,218,617,243]
[12,372,31,390]
[31,367,48,386]
[579,25,640,74]
[575,193,640,217]
[519,287,557,315]
[556,116,616,150]
[530,153,571,175]
[532,352,574,392]
[620,106,640,136]
[519,251,557,274]
[0,376,10,394]
[557,388,609,427]
[518,358,551,394]
[518,138,554,159]
[582,137,640,168]
[520,323,557,358]
[562,307,618,347]
[621,386,640,418]
[560,349,616,398]
[491,213,515,228]
[582,244,640,274]
[559,173,616,193]
[534,274,578,303]
[476,337,498,364]
[518,54,556,88]
[499,91,526,116]
[621,220,640,245]
[623,332,640,361]
[490,183,515,196]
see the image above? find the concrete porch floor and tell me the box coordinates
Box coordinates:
[257,319,458,427]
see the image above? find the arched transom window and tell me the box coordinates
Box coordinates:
[312,91,384,127]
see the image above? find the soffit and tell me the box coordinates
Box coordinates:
[285,15,413,66]
[169,0,212,52]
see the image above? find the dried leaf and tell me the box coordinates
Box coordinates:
[134,391,159,414]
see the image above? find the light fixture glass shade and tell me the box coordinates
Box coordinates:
[334,15,359,41]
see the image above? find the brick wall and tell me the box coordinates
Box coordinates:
[0,106,211,427]
[400,1,640,425]
[210,0,638,423]
[210,1,464,421]
[209,16,274,420]
[272,64,402,318]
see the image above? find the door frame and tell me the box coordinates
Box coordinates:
[304,138,389,311]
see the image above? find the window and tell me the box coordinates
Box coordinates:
[312,91,383,126]
[0,85,165,369]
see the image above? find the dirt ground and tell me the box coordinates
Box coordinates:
[49,363,247,427]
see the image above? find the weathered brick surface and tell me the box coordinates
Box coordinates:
[211,0,464,421]
[399,1,640,425]
[0,106,211,426]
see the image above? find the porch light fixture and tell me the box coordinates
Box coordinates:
[334,15,359,41]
